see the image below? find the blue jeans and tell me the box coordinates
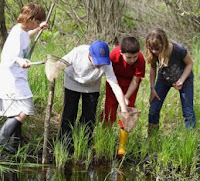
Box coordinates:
[148,82,196,129]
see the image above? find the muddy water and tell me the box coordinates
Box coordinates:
[2,163,151,180]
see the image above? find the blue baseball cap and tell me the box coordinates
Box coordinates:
[89,40,110,66]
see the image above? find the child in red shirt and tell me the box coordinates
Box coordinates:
[102,37,145,158]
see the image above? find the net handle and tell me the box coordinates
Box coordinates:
[29,3,55,58]
[29,61,45,66]
[45,54,68,65]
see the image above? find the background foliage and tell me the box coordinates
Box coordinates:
[1,0,200,50]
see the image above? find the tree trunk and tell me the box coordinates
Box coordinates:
[0,0,7,50]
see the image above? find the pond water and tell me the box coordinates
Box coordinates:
[1,163,151,181]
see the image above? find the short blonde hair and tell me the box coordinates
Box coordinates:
[145,28,170,68]
[17,2,46,23]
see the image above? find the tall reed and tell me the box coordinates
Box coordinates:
[53,137,69,169]
[71,121,90,162]
[93,121,118,161]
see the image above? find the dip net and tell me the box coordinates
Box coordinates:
[44,54,69,82]
[117,107,141,132]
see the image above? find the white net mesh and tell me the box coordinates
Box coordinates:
[44,54,69,82]
[117,107,141,132]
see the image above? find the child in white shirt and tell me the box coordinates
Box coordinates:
[0,2,48,154]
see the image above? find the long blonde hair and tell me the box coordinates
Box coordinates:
[145,28,170,68]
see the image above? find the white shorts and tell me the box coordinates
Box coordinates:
[0,98,34,117]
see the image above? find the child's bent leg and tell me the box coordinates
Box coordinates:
[117,128,128,158]
[58,88,80,140]
[180,85,196,129]
[148,82,170,136]
[81,92,99,137]
[9,123,22,151]
[15,112,28,122]
[0,117,21,154]
[117,82,141,157]
[104,82,118,125]
[0,112,28,154]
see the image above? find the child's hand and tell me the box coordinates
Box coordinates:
[16,58,31,68]
[39,21,48,30]
[172,79,183,90]
[28,22,49,38]
[149,88,160,103]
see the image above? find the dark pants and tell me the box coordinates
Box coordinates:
[59,88,99,139]
[149,82,196,129]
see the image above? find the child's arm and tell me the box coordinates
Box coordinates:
[149,63,160,103]
[124,76,140,104]
[108,81,128,113]
[172,53,193,90]
[28,22,48,39]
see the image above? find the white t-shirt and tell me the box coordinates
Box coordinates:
[0,24,33,99]
[62,45,118,93]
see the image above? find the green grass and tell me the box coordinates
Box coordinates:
[53,137,69,169]
[0,165,17,181]
[71,121,90,162]
[93,121,118,162]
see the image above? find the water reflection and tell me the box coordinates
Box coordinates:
[2,172,18,181]
[1,163,145,181]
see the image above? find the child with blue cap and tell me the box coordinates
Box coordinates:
[57,40,128,141]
